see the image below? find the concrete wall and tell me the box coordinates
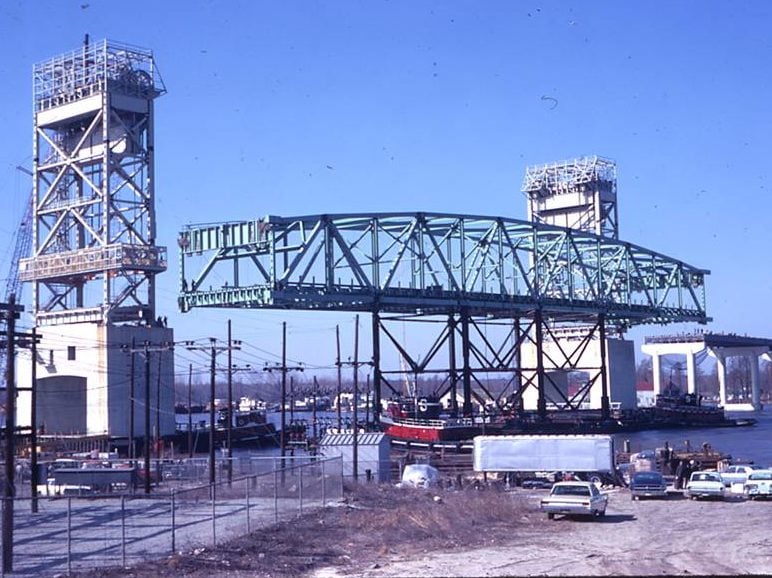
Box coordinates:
[16,323,175,437]
[520,336,637,410]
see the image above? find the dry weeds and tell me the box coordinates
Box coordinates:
[75,482,548,578]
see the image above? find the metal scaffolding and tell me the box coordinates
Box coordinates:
[21,39,167,326]
[523,155,619,239]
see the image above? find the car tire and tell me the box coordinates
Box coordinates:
[547,513,554,520]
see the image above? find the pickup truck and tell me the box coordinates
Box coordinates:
[539,481,608,520]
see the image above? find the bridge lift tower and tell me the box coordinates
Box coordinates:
[523,155,618,239]
[15,39,175,441]
[519,156,629,412]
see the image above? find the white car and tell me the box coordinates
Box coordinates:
[685,471,725,500]
[743,470,772,500]
[720,464,766,487]
[540,481,608,520]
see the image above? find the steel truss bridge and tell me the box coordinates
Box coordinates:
[178,212,710,421]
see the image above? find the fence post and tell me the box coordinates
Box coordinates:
[245,477,251,534]
[321,459,326,506]
[171,490,176,554]
[211,483,216,546]
[273,467,278,524]
[299,464,304,516]
[67,498,72,576]
[121,496,126,568]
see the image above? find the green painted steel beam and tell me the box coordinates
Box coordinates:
[176,213,710,327]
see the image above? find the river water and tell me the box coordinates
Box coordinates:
[180,407,772,468]
[610,408,772,467]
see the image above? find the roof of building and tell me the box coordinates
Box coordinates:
[320,432,387,446]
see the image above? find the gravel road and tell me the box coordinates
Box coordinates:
[313,486,772,577]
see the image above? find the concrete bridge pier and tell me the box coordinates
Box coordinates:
[640,342,706,397]
[707,346,767,411]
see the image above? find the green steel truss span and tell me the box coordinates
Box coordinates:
[177,212,709,328]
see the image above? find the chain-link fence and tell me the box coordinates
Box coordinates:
[1,456,343,576]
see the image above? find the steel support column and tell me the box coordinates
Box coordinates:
[598,314,610,420]
[534,310,547,419]
[448,314,459,417]
[371,310,382,424]
[461,310,473,416]
[513,318,524,411]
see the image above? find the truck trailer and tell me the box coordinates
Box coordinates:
[473,434,615,474]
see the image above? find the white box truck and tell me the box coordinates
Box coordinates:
[473,434,615,475]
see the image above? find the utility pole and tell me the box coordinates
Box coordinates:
[128,337,135,465]
[338,315,372,482]
[187,363,193,458]
[1,295,23,573]
[227,319,233,483]
[186,334,241,486]
[264,322,303,462]
[335,325,342,431]
[144,342,151,492]
[29,327,39,514]
[13,327,42,514]
[155,352,162,459]
[312,376,319,441]
[122,340,174,494]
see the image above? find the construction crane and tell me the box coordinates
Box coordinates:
[1,168,34,381]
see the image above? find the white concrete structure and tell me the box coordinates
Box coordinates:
[520,337,637,410]
[17,323,175,437]
[522,155,619,239]
[642,334,770,411]
[13,41,175,440]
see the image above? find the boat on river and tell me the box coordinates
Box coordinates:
[380,397,506,443]
[380,392,755,444]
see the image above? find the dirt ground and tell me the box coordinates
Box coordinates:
[77,482,771,578]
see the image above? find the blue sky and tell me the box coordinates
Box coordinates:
[1,1,771,383]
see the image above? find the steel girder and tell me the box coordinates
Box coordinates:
[177,212,709,327]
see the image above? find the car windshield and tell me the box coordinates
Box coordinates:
[552,485,590,497]
[632,473,662,483]
[692,473,720,482]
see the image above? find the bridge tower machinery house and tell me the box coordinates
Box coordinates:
[523,155,618,239]
[15,39,175,440]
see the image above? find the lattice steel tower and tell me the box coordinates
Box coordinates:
[522,155,618,239]
[20,38,167,325]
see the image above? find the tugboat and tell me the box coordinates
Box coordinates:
[380,397,504,443]
[650,392,747,427]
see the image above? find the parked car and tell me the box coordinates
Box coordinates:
[720,464,766,487]
[539,481,608,520]
[743,470,772,500]
[629,471,668,500]
[685,471,725,500]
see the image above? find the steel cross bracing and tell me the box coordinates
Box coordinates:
[177,212,709,327]
[20,39,167,326]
